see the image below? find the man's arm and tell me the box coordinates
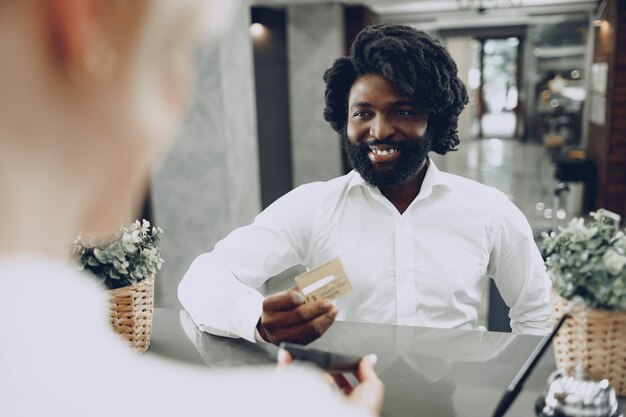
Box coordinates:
[179,255,266,342]
[487,197,552,335]
[178,184,327,342]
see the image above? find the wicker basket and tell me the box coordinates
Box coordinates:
[551,290,626,396]
[108,277,155,352]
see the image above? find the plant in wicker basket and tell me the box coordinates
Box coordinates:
[542,209,626,395]
[74,219,164,352]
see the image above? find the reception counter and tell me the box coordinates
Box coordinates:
[149,308,625,417]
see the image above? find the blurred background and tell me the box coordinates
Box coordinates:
[146,0,625,331]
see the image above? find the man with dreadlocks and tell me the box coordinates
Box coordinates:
[179,24,551,346]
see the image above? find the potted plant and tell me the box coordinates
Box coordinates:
[542,209,626,395]
[74,219,164,352]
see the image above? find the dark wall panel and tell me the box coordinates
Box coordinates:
[587,0,626,216]
[252,7,293,209]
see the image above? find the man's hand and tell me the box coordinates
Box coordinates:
[257,286,338,345]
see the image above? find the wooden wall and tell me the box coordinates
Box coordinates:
[587,0,626,216]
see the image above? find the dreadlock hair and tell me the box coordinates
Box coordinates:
[323,24,469,155]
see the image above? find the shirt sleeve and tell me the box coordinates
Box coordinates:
[487,196,552,335]
[178,184,318,342]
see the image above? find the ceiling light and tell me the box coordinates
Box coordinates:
[249,23,266,39]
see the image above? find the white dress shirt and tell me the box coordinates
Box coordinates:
[179,160,552,343]
[0,256,366,417]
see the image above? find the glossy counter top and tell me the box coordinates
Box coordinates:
[150,309,625,417]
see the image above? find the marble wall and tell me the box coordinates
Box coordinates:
[152,4,261,308]
[443,37,474,143]
[287,3,345,187]
[428,37,473,174]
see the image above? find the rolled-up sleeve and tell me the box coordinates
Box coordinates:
[487,198,552,335]
[178,184,318,342]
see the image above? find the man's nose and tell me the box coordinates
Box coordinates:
[369,115,395,140]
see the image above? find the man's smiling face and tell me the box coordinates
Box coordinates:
[343,73,431,187]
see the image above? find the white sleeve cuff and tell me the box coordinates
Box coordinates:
[230,291,265,343]
[254,327,272,345]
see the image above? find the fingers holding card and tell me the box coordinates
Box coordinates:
[257,258,351,345]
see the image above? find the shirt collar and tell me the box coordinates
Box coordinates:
[347,158,453,199]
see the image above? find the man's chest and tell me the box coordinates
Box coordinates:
[304,202,498,310]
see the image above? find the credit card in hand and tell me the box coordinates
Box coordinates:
[294,258,352,303]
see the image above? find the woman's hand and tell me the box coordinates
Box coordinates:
[277,349,384,416]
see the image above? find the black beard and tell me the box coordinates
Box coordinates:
[340,129,432,188]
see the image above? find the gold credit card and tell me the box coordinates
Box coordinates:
[294,258,352,303]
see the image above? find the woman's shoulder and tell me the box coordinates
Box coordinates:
[0,255,119,348]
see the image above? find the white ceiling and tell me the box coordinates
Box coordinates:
[365,0,595,14]
[369,0,596,30]
[253,0,598,30]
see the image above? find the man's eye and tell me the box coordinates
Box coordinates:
[395,110,416,117]
[352,111,371,119]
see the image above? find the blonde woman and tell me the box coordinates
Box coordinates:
[0,1,383,416]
